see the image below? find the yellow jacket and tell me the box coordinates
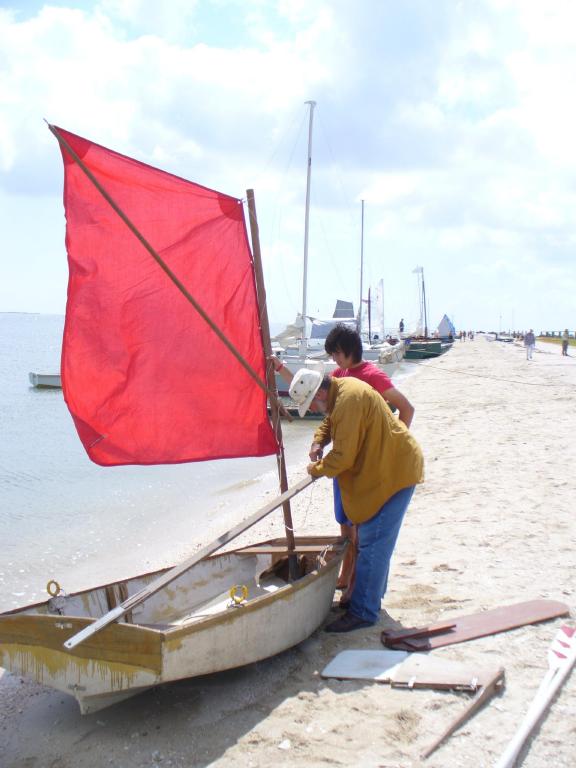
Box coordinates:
[309,377,424,524]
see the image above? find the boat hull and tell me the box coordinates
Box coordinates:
[404,341,452,359]
[28,372,62,388]
[0,537,345,713]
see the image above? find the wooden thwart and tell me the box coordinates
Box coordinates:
[382,600,570,651]
[233,538,342,555]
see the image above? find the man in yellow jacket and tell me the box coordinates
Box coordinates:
[289,370,424,632]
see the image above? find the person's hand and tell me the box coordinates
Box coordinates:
[307,462,318,475]
[309,442,323,461]
[268,354,284,373]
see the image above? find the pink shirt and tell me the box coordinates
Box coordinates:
[331,360,393,395]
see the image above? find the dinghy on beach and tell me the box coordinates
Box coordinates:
[0,122,343,713]
[0,535,345,713]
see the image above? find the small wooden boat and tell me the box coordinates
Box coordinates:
[28,372,62,388]
[0,536,345,713]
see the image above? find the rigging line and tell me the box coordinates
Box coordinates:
[315,209,349,300]
[250,106,304,190]
[403,360,574,388]
[262,109,309,316]
[316,111,357,232]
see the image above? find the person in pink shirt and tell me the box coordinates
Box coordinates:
[312,324,414,605]
[271,324,415,606]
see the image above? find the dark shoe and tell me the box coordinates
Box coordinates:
[325,612,374,633]
[339,599,350,610]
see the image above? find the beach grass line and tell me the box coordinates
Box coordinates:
[537,336,576,348]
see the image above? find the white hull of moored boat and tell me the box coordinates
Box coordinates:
[28,372,62,388]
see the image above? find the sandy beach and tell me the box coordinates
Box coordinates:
[1,336,575,768]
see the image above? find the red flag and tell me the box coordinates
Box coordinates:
[56,127,278,466]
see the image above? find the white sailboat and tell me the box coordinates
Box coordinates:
[356,201,405,368]
[272,100,339,391]
[274,113,403,391]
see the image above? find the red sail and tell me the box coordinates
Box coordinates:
[56,127,278,465]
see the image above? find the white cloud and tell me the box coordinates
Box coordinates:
[0,0,575,330]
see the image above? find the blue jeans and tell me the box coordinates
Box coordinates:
[349,486,415,623]
[333,478,352,525]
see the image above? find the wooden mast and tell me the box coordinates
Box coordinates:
[246,189,298,579]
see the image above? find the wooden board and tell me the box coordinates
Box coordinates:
[389,654,502,691]
[382,599,570,651]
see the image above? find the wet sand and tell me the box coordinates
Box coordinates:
[1,337,575,767]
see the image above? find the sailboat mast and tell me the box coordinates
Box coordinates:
[359,199,365,336]
[246,189,298,577]
[422,268,428,338]
[300,99,316,354]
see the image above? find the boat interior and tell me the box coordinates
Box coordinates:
[3,537,345,630]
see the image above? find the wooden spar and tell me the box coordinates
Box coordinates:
[421,668,505,759]
[47,123,284,412]
[246,189,297,578]
[63,475,315,650]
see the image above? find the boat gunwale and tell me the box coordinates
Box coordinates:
[0,537,346,640]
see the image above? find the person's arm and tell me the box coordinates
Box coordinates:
[383,386,414,428]
[308,405,363,478]
[309,416,332,461]
[269,354,293,386]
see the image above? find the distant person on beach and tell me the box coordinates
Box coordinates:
[524,329,536,360]
[399,318,404,333]
[288,369,424,632]
[271,325,415,607]
[562,329,570,356]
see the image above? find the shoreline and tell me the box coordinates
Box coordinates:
[1,337,575,767]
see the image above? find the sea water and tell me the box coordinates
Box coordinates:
[0,313,415,612]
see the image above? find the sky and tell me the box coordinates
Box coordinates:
[1,0,575,333]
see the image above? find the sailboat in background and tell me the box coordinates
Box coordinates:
[272,108,408,393]
[356,200,405,366]
[404,266,453,359]
[271,100,342,391]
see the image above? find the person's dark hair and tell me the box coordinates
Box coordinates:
[324,323,363,363]
[319,375,332,391]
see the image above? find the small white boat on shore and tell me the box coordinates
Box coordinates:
[0,535,345,713]
[28,372,62,388]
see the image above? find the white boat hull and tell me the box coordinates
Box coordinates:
[0,536,345,713]
[29,372,62,388]
[274,356,337,394]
